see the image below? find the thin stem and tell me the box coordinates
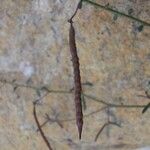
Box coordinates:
[33,102,53,150]
[38,106,107,130]
[83,0,150,26]
[68,0,83,23]
[0,79,38,90]
[83,94,146,108]
[94,121,121,142]
[45,114,64,129]
[0,79,147,108]
[0,79,71,94]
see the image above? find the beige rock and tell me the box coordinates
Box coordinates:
[0,0,150,149]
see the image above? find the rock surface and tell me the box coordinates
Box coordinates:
[0,0,150,150]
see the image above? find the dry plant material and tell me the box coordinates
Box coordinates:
[45,113,64,129]
[68,0,83,139]
[142,102,150,114]
[69,21,83,139]
[33,102,53,150]
[94,121,121,142]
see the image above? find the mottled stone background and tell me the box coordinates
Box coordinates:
[0,0,150,150]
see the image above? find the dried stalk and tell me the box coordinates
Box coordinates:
[0,79,147,109]
[45,113,64,129]
[94,121,121,142]
[33,102,53,150]
[83,0,150,26]
[68,0,82,23]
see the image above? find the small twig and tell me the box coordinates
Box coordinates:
[83,93,146,108]
[33,102,53,150]
[0,79,38,90]
[94,121,121,142]
[68,0,83,23]
[142,102,150,114]
[82,0,150,26]
[38,107,107,130]
[45,114,64,129]
[0,79,147,109]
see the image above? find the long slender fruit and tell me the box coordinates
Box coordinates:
[69,20,83,139]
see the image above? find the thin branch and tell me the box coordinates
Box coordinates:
[38,106,107,130]
[33,102,53,150]
[45,114,64,129]
[0,79,71,94]
[0,79,38,90]
[68,0,83,23]
[83,94,146,108]
[82,0,150,26]
[94,121,121,142]
[142,102,150,114]
[0,79,147,108]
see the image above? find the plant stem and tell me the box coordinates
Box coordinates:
[83,94,146,108]
[33,102,53,150]
[94,121,121,142]
[0,79,147,108]
[83,0,150,26]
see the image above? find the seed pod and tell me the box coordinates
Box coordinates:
[69,21,83,139]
